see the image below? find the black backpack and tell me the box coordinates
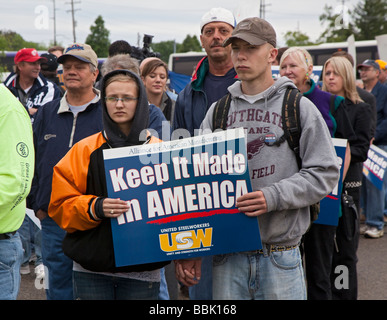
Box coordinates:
[212,87,328,222]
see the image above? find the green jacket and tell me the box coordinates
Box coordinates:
[0,84,34,233]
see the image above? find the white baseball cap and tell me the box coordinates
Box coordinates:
[200,8,236,31]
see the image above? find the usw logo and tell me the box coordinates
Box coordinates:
[159,228,213,252]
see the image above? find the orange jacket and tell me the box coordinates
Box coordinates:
[48,132,161,233]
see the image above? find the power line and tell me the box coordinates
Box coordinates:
[65,0,81,43]
[51,0,58,45]
[260,0,271,20]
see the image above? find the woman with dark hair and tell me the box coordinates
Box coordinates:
[141,58,176,126]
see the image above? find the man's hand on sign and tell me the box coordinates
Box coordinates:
[236,190,268,217]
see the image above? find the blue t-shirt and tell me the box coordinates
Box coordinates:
[203,68,237,109]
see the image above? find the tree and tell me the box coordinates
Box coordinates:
[283,30,316,47]
[352,0,387,40]
[151,35,202,63]
[177,35,202,53]
[85,15,110,57]
[318,5,356,43]
[150,40,179,63]
[0,30,46,51]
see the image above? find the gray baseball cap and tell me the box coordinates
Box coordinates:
[223,17,276,48]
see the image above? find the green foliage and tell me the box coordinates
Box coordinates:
[352,0,387,40]
[151,35,202,63]
[318,5,356,43]
[85,15,110,57]
[284,31,316,47]
[0,30,46,51]
[150,40,178,63]
[177,35,201,53]
[285,0,387,45]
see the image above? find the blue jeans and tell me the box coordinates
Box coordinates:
[0,232,23,300]
[73,271,160,300]
[41,216,73,300]
[158,267,170,300]
[19,215,42,266]
[212,247,306,300]
[189,255,213,300]
[363,144,387,230]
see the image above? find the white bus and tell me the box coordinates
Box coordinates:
[168,51,206,76]
[299,39,379,66]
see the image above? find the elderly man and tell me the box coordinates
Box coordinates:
[172,7,238,137]
[28,43,102,300]
[4,48,61,121]
[358,59,387,239]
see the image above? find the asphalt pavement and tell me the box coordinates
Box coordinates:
[17,221,387,300]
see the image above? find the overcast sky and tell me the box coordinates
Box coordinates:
[2,0,360,50]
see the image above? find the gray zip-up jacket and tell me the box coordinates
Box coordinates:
[200,76,340,246]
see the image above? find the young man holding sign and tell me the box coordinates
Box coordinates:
[175,17,340,300]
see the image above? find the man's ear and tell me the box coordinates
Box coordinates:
[268,47,278,65]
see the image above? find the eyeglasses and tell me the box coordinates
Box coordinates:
[105,96,138,104]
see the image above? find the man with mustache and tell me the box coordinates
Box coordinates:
[172,8,238,300]
[173,7,238,137]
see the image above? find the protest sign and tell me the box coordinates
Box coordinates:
[103,128,262,267]
[314,138,347,226]
[363,144,387,190]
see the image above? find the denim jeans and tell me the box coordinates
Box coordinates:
[41,216,73,300]
[212,247,306,300]
[19,215,42,266]
[0,232,23,300]
[189,255,213,300]
[73,271,160,300]
[363,144,387,230]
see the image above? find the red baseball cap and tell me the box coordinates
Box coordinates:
[14,48,47,64]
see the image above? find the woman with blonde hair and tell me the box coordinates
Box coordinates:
[280,47,356,300]
[323,56,373,300]
[280,47,355,139]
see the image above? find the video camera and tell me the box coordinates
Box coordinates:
[130,34,160,62]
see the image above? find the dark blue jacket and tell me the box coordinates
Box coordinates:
[172,57,237,136]
[4,72,61,120]
[372,81,387,145]
[28,93,167,213]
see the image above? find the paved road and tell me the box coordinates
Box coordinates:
[17,221,387,300]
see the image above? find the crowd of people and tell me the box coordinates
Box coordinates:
[0,6,385,300]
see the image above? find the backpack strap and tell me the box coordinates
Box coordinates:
[212,93,232,131]
[282,87,302,168]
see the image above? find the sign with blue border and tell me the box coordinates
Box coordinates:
[314,138,347,226]
[363,144,387,190]
[103,128,262,267]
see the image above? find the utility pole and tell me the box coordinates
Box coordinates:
[51,0,57,45]
[66,0,81,43]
